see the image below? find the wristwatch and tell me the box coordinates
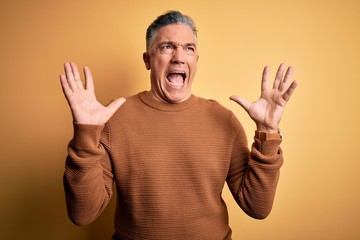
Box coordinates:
[255,128,282,141]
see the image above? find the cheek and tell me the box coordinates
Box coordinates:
[189,59,198,73]
[152,58,169,74]
[151,63,168,85]
[188,55,198,66]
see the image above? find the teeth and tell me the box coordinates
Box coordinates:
[167,70,186,88]
[168,81,183,87]
[170,71,186,76]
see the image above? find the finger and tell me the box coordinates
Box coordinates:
[107,98,127,115]
[279,66,294,92]
[84,66,94,91]
[60,74,73,98]
[282,80,299,102]
[70,62,84,89]
[261,65,270,92]
[64,62,78,90]
[273,63,286,89]
[230,96,251,112]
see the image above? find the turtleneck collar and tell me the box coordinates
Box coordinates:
[138,91,195,112]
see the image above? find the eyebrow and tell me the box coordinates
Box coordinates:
[158,41,197,48]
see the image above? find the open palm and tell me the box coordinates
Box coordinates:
[60,63,126,125]
[230,64,298,132]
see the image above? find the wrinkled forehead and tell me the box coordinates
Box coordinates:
[151,23,198,47]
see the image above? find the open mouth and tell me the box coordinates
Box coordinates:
[166,71,186,88]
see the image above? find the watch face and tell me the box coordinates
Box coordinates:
[256,131,281,140]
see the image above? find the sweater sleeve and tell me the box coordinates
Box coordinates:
[226,115,283,219]
[63,123,114,226]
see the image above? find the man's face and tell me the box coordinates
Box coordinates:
[143,23,199,103]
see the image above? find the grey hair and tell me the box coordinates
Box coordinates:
[145,10,198,51]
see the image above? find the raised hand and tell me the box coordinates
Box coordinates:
[230,64,298,132]
[60,62,126,125]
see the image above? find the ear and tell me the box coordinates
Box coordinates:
[143,52,151,70]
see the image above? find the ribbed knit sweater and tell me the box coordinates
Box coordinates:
[63,91,283,240]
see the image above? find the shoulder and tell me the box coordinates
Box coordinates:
[106,92,144,123]
[114,92,144,112]
[194,95,244,131]
[194,95,233,115]
[192,95,236,122]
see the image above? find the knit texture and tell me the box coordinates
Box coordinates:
[63,91,283,240]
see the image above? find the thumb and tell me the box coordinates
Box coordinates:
[106,97,126,115]
[229,96,250,112]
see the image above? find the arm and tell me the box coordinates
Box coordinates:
[63,123,114,225]
[226,120,283,219]
[228,64,298,218]
[60,62,125,225]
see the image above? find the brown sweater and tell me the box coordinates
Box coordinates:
[63,91,283,240]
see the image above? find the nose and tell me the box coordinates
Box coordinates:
[170,47,185,64]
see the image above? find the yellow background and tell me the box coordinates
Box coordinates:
[1,0,359,239]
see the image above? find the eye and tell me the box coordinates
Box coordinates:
[159,44,174,53]
[185,45,196,54]
[186,46,195,52]
[163,45,173,49]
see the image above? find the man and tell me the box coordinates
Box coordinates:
[60,11,298,240]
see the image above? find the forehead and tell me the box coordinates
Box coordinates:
[153,23,197,45]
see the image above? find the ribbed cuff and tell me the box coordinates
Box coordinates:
[253,138,282,155]
[71,123,105,149]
